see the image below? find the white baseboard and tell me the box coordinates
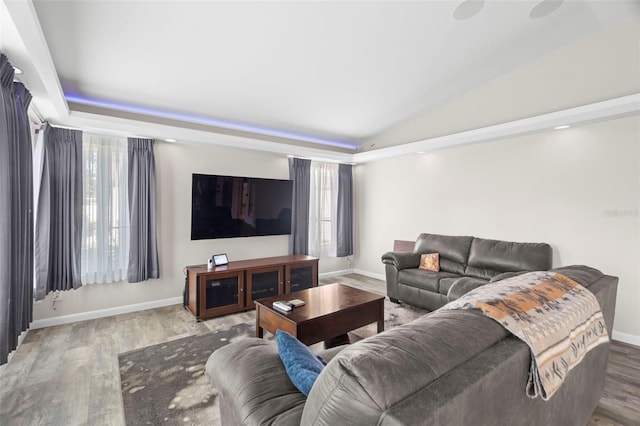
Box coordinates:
[30,296,183,330]
[353,269,385,282]
[319,269,354,279]
[612,330,640,347]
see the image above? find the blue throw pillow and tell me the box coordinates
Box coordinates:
[276,330,327,396]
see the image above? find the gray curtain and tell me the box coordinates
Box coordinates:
[336,163,354,257]
[0,54,34,365]
[127,138,159,282]
[288,158,311,255]
[34,125,83,300]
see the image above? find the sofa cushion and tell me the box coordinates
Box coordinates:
[464,265,500,280]
[439,258,466,275]
[301,309,509,425]
[398,269,459,292]
[276,330,326,396]
[414,234,473,275]
[398,284,448,311]
[419,253,440,272]
[466,237,552,274]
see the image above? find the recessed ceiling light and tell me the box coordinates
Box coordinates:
[164,138,177,142]
[529,0,564,19]
[453,0,484,20]
[554,125,571,130]
[418,151,426,154]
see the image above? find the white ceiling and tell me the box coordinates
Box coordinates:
[26,0,638,151]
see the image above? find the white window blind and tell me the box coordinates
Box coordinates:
[81,134,129,284]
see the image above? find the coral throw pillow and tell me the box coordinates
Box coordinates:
[419,253,440,272]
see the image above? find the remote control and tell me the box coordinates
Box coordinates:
[273,301,293,312]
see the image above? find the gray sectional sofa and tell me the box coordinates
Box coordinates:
[206,265,617,426]
[382,233,553,310]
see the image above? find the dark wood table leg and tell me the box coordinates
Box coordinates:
[256,306,264,338]
[377,300,385,333]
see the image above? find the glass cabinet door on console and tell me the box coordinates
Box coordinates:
[199,271,244,318]
[246,265,283,309]
[285,261,318,293]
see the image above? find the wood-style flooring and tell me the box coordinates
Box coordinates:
[0,274,638,425]
[590,340,640,425]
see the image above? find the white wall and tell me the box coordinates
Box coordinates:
[33,140,348,321]
[354,116,640,339]
[368,20,639,149]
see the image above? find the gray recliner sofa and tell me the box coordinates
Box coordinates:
[206,266,617,425]
[381,233,553,310]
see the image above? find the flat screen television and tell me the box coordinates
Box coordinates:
[191,173,293,240]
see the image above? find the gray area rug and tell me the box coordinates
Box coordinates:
[118,299,426,425]
[119,323,254,426]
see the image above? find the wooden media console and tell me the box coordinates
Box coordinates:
[185,255,318,320]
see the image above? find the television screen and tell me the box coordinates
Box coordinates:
[191,174,293,240]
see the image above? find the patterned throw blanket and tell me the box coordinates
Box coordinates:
[443,271,609,400]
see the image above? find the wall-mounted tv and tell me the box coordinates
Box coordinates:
[191,173,293,240]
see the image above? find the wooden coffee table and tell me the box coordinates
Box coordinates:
[255,283,385,346]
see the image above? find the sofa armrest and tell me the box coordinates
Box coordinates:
[382,252,421,303]
[205,338,306,425]
[381,251,421,270]
[447,277,489,302]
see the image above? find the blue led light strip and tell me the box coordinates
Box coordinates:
[65,91,358,150]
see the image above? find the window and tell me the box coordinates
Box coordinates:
[80,134,129,284]
[308,162,338,257]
